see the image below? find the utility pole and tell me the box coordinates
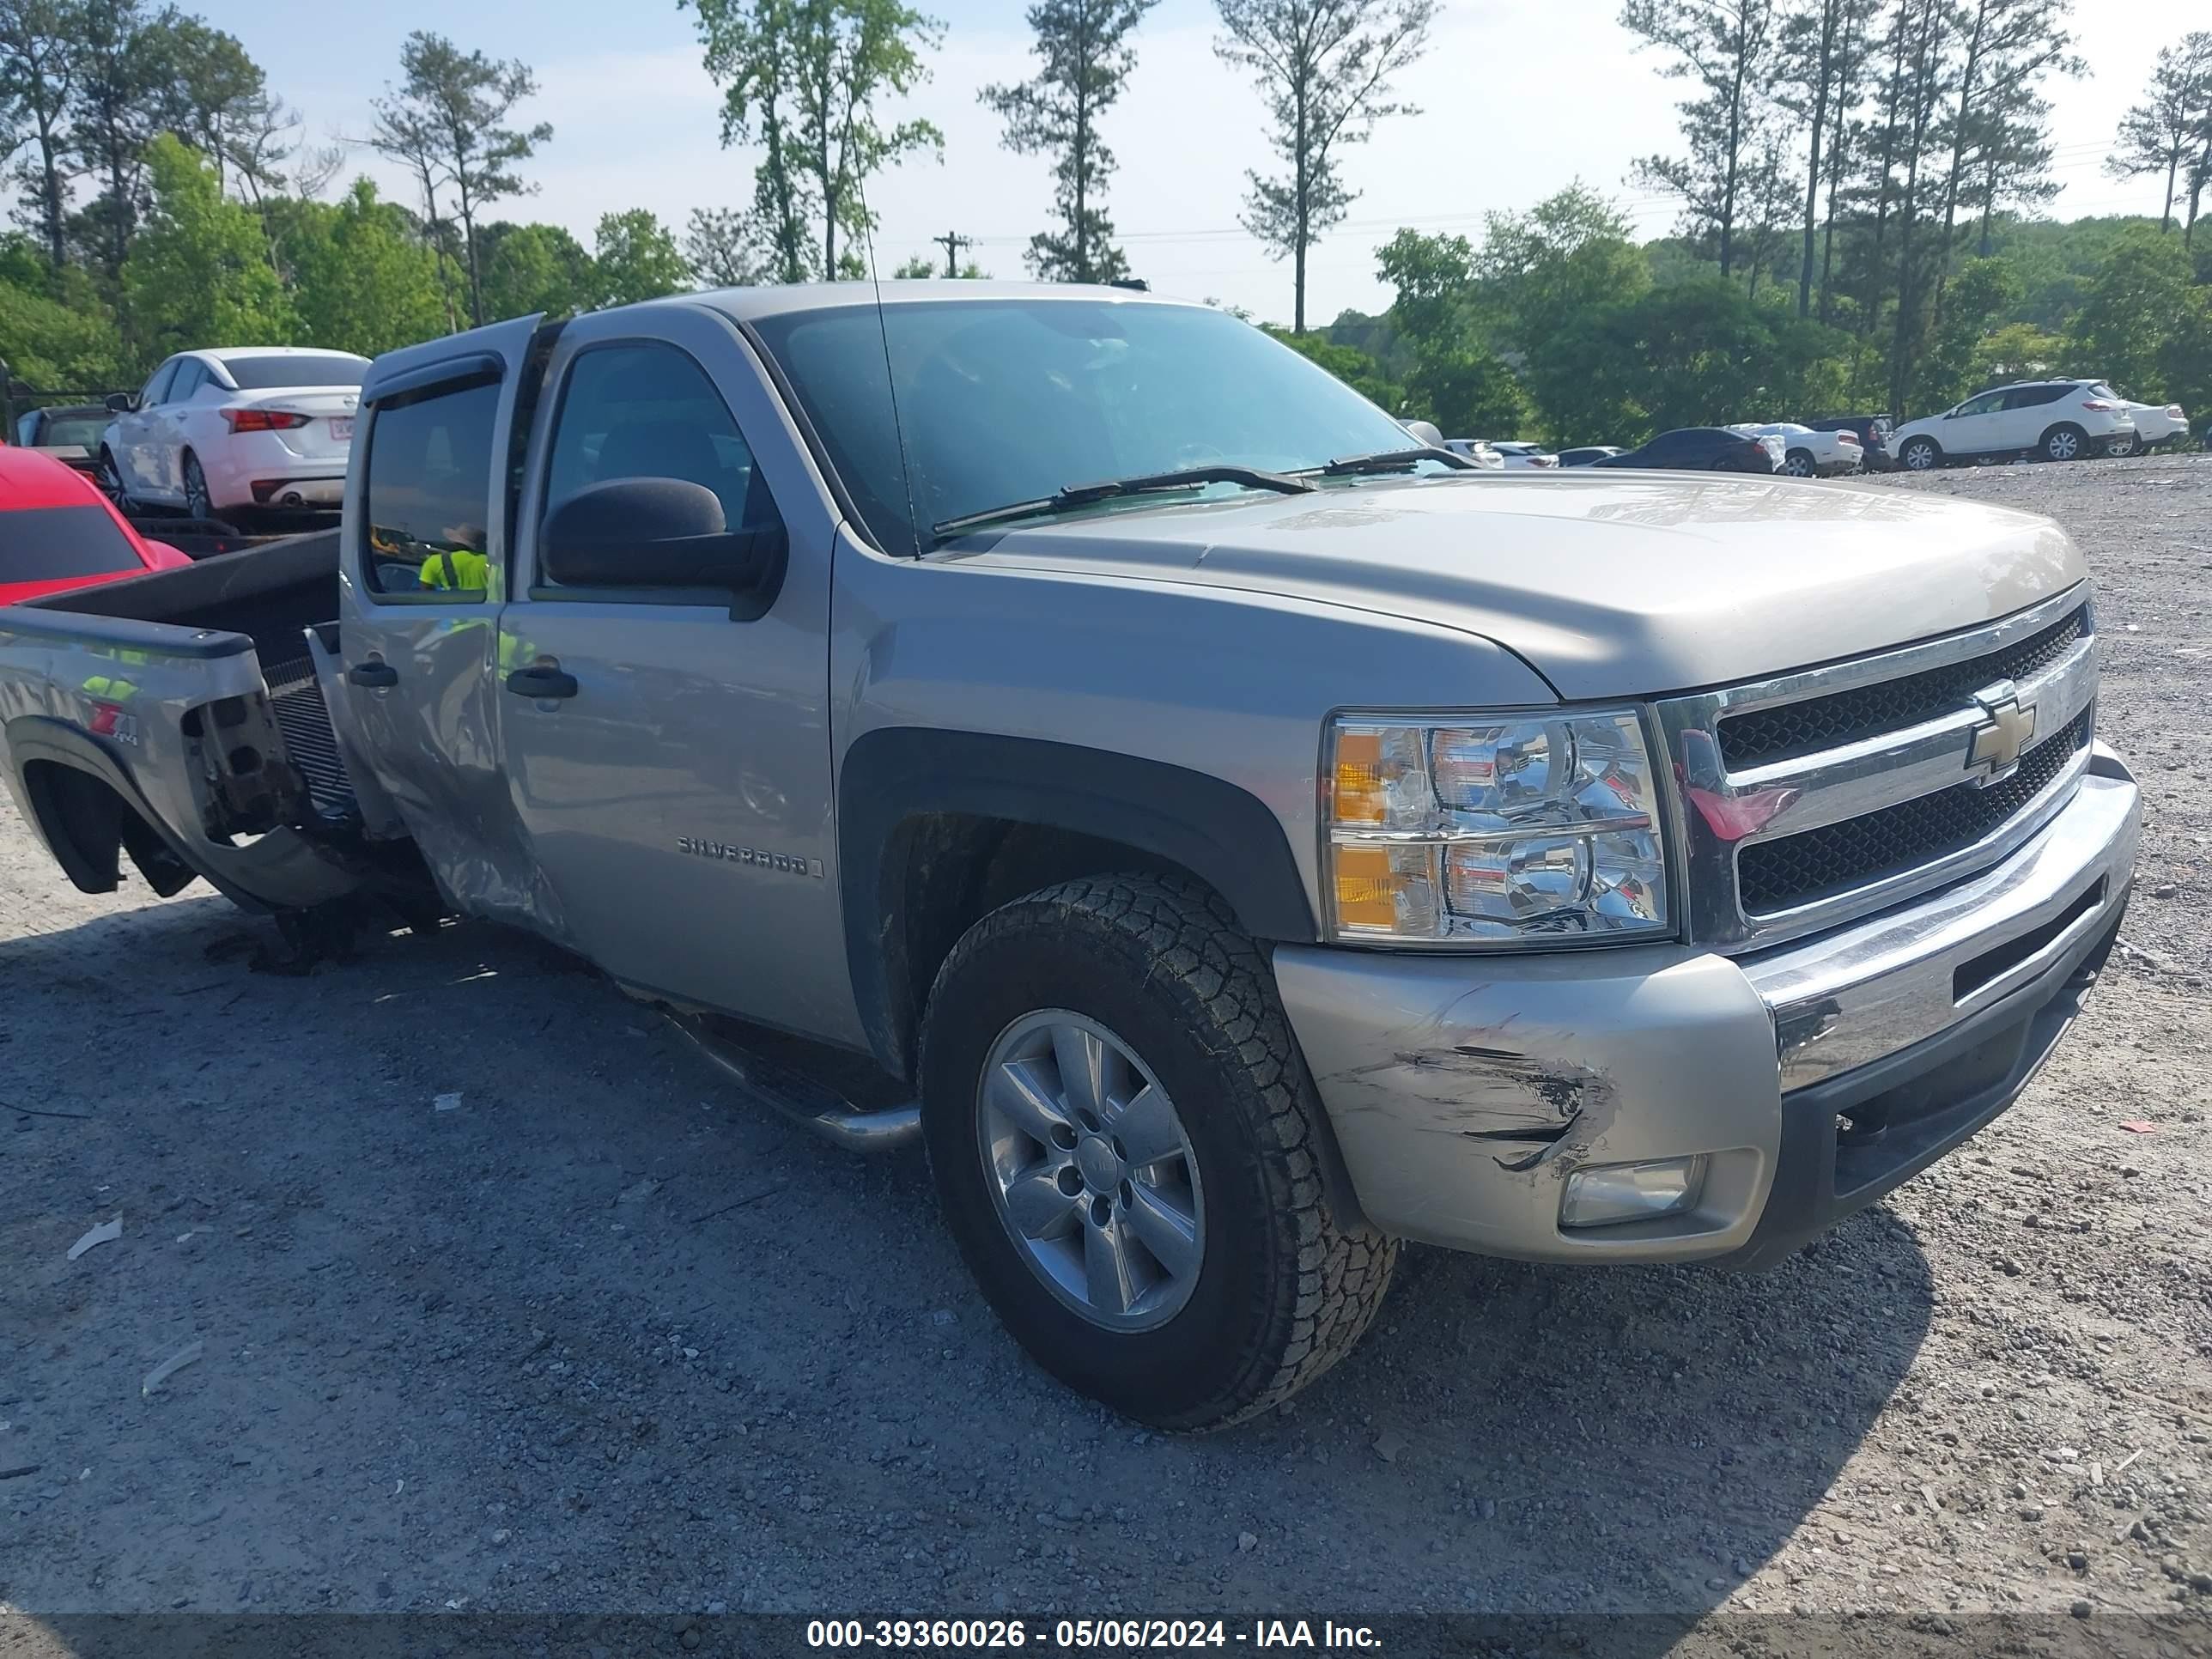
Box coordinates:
[933,229,972,277]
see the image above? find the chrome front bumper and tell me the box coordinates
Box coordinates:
[1274,748,2140,1265]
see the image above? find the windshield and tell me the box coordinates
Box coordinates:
[752,298,1425,551]
[1,504,142,581]
[222,354,368,391]
[38,414,106,447]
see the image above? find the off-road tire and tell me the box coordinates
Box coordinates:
[1899,435,1941,471]
[920,873,1396,1430]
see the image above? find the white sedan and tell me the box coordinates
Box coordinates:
[2113,399,2190,453]
[1729,422,1860,477]
[99,347,369,520]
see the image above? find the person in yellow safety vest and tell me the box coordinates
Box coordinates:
[417,546,490,592]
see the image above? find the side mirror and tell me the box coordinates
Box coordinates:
[541,477,788,620]
[1401,418,1446,448]
[105,392,136,414]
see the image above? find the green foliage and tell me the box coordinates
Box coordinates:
[1212,0,1434,331]
[1263,325,1402,411]
[593,210,691,307]
[0,244,131,386]
[480,222,596,322]
[279,179,450,356]
[2155,288,2212,422]
[1401,344,1525,438]
[981,0,1155,283]
[121,134,295,356]
[2065,225,2197,399]
[686,0,944,282]
[1914,257,2024,410]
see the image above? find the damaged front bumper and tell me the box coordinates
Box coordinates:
[1273,748,2141,1267]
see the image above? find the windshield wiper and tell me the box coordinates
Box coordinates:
[1310,447,1477,477]
[931,464,1314,539]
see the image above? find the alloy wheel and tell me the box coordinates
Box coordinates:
[975,1009,1204,1331]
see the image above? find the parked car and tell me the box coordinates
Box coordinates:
[15,404,112,477]
[1441,437,1505,469]
[1891,380,2136,471]
[1808,415,1894,471]
[0,446,189,605]
[2110,398,2189,453]
[1729,422,1862,477]
[1555,445,1624,467]
[1474,441,1559,470]
[98,347,369,520]
[0,284,2137,1429]
[1590,427,1778,472]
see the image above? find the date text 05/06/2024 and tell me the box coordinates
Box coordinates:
[805,1620,1382,1650]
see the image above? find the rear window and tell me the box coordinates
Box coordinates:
[222,355,368,391]
[0,504,143,582]
[360,379,501,598]
[34,414,106,447]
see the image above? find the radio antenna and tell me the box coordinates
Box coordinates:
[854,174,923,557]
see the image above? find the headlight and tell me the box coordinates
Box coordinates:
[1325,709,1670,945]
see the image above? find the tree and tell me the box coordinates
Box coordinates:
[1774,0,1853,317]
[1620,0,1778,281]
[120,134,295,356]
[2106,33,2212,234]
[593,209,691,307]
[1912,252,2020,408]
[67,0,183,279]
[478,221,595,321]
[688,0,943,284]
[279,178,448,356]
[1213,0,1435,332]
[684,206,773,287]
[981,0,1155,283]
[1472,184,1650,435]
[1370,228,1528,436]
[0,0,85,269]
[2064,224,2195,399]
[370,32,552,328]
[890,250,985,276]
[1264,325,1401,410]
[0,238,129,385]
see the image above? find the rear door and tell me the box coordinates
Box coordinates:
[1997,384,2063,448]
[337,317,556,932]
[495,303,859,1044]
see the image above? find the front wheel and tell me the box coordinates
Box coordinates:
[1783,448,1816,477]
[921,874,1396,1430]
[96,448,131,508]
[1899,435,1942,471]
[2041,422,2087,462]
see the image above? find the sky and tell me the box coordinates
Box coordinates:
[211,0,2170,325]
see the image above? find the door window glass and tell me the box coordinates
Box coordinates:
[168,362,207,401]
[360,379,502,599]
[538,342,782,587]
[140,361,179,408]
[1955,392,2005,416]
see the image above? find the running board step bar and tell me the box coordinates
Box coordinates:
[665,1016,921,1152]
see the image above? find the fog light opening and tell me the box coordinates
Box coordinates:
[1559,1154,1709,1230]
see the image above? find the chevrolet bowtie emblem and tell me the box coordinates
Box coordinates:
[1966,680,2036,784]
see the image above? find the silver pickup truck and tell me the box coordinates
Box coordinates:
[0,284,2139,1429]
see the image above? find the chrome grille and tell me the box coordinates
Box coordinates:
[1718,605,2087,769]
[1655,586,2098,951]
[1738,708,2093,914]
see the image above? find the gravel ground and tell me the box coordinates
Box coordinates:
[3,456,2210,1649]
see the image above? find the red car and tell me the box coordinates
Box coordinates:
[0,445,190,606]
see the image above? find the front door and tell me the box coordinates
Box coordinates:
[495,306,860,1048]
[1942,389,2008,455]
[117,359,178,497]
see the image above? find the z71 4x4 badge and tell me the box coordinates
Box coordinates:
[677,837,823,878]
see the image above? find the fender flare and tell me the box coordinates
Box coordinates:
[837,728,1319,1075]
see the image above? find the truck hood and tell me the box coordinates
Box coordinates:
[943,471,2086,698]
